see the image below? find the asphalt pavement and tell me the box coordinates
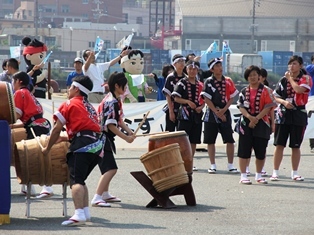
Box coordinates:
[1,142,314,235]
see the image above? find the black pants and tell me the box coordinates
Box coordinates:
[310,139,314,148]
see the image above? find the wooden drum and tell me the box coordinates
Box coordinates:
[148,131,193,174]
[140,143,189,193]
[14,135,70,186]
[0,81,16,124]
[11,128,27,166]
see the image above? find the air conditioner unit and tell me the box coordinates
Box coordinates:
[290,41,296,52]
[185,39,191,50]
[261,40,267,51]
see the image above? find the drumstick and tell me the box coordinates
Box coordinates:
[30,127,44,150]
[133,111,150,136]
[52,101,55,127]
[135,131,169,137]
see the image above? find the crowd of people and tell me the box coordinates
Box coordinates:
[1,42,313,226]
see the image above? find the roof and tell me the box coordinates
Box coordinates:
[177,0,314,18]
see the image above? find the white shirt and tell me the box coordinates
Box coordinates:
[83,62,110,93]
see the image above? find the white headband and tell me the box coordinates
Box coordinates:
[208,58,223,70]
[186,62,200,69]
[72,81,91,95]
[172,57,186,65]
[120,55,129,64]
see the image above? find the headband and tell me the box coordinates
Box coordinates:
[172,57,186,65]
[186,62,200,69]
[120,55,130,64]
[23,45,48,55]
[72,81,91,95]
[208,58,222,70]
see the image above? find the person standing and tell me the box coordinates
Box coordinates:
[172,60,204,172]
[201,58,238,174]
[270,55,312,182]
[0,59,9,82]
[82,49,128,103]
[185,53,212,82]
[236,66,276,184]
[11,71,51,196]
[91,72,136,207]
[151,64,173,101]
[162,54,186,132]
[42,75,103,226]
[66,57,84,90]
[245,68,272,177]
[305,55,314,152]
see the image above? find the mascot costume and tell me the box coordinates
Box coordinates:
[120,49,152,103]
[22,37,48,98]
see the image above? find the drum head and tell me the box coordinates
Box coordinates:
[148,131,187,140]
[0,82,16,124]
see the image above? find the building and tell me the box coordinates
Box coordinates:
[177,0,314,53]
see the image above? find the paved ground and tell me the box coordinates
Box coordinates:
[1,142,314,235]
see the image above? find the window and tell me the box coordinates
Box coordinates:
[61,5,69,13]
[3,0,13,4]
[41,5,57,13]
[89,41,95,48]
[45,37,56,47]
[122,13,128,24]
[12,36,23,46]
[82,0,88,4]
[28,10,32,17]
[103,40,110,49]
[136,17,143,24]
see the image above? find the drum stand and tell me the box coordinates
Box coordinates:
[24,182,68,218]
[130,171,196,208]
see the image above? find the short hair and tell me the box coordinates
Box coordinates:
[208,58,222,70]
[244,65,261,81]
[72,75,93,97]
[82,49,91,61]
[2,59,8,70]
[172,54,184,62]
[288,55,303,65]
[185,53,196,63]
[7,58,19,70]
[107,72,127,96]
[161,64,174,78]
[12,71,30,86]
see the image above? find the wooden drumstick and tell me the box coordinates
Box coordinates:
[133,111,150,136]
[135,131,169,137]
[52,100,55,127]
[30,127,44,150]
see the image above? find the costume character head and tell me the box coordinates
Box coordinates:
[22,37,48,98]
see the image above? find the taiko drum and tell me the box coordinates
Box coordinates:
[148,131,193,174]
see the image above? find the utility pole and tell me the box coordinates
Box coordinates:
[34,0,38,37]
[92,0,107,23]
[251,0,256,53]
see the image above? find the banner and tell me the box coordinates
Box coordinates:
[201,41,218,57]
[39,97,314,149]
[222,41,232,54]
[130,74,144,86]
[10,45,21,59]
[42,51,53,64]
[94,36,104,59]
[123,33,134,48]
